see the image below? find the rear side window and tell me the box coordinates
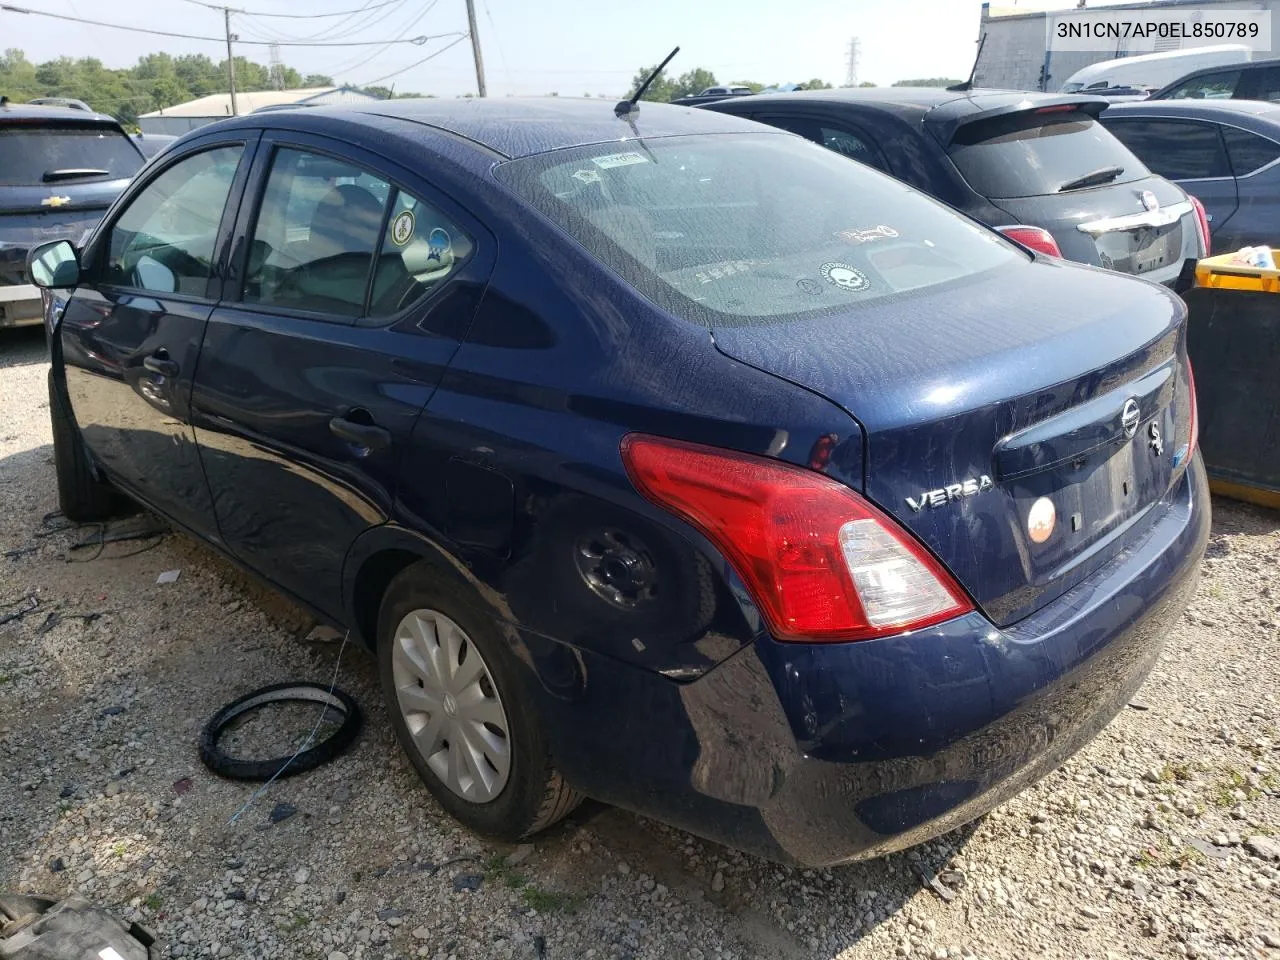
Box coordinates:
[1223,126,1280,176]
[368,188,474,317]
[1256,66,1280,103]
[496,133,1022,326]
[1103,119,1231,180]
[0,123,143,186]
[1164,70,1241,100]
[947,111,1147,199]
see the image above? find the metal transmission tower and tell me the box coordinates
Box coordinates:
[269,42,284,90]
[845,36,860,87]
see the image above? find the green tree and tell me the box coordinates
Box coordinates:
[893,77,962,88]
[303,73,334,86]
[858,80,878,87]
[627,63,679,102]
[671,67,717,99]
[798,78,833,90]
[730,80,765,93]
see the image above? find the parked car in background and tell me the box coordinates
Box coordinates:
[701,88,1209,287]
[27,96,94,113]
[0,102,143,328]
[1148,57,1280,103]
[1060,44,1251,95]
[699,85,753,97]
[28,97,1207,865]
[1102,99,1280,254]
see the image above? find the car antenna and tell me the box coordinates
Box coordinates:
[616,47,680,118]
[947,33,986,92]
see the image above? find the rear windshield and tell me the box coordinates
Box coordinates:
[947,111,1148,199]
[0,123,144,186]
[495,133,1022,326]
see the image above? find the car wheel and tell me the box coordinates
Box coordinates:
[377,562,582,840]
[48,369,122,522]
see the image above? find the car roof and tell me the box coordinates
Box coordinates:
[705,86,1107,120]
[0,101,119,125]
[243,97,770,160]
[1148,56,1280,97]
[1104,98,1280,130]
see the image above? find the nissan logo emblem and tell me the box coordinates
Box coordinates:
[1121,398,1141,439]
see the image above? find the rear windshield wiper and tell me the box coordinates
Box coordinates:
[42,168,110,182]
[1056,166,1125,192]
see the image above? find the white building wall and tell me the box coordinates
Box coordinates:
[974,0,1280,91]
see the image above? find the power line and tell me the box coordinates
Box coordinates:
[178,0,404,18]
[354,32,467,87]
[0,3,454,45]
[326,0,438,80]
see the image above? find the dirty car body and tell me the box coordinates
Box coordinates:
[0,103,143,328]
[36,98,1208,865]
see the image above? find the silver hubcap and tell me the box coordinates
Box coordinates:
[391,609,511,802]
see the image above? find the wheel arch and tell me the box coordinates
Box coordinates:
[342,524,481,650]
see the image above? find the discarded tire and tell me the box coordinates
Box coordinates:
[199,682,361,781]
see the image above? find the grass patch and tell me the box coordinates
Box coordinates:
[1160,762,1194,783]
[1169,845,1205,869]
[143,893,163,911]
[1212,768,1259,807]
[482,855,527,890]
[1205,583,1224,600]
[285,913,310,931]
[521,886,583,914]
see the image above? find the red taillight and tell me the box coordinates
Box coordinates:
[620,435,973,642]
[1188,195,1211,255]
[996,225,1063,258]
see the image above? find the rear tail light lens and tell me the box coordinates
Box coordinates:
[996,225,1063,258]
[620,435,973,642]
[1188,195,1211,254]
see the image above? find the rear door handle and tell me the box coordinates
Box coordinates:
[329,414,391,452]
[143,352,179,377]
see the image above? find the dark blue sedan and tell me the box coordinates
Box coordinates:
[26,98,1209,866]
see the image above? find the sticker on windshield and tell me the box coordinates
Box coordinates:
[837,224,899,244]
[390,209,415,246]
[820,262,870,292]
[572,168,603,184]
[592,152,649,169]
[426,227,451,263]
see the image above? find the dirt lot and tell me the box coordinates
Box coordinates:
[3,326,1279,960]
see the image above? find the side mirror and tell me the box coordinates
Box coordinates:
[27,240,80,289]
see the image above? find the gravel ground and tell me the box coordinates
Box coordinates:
[3,326,1279,960]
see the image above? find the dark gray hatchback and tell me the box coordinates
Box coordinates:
[0,103,144,328]
[702,87,1208,286]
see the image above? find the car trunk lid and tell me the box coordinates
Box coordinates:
[711,258,1194,626]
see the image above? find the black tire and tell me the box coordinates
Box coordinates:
[199,682,362,781]
[377,562,582,840]
[48,369,119,522]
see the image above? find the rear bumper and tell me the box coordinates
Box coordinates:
[0,283,43,327]
[539,455,1209,865]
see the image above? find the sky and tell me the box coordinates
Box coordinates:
[0,0,998,98]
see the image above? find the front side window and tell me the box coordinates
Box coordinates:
[819,124,886,170]
[244,148,390,317]
[1165,70,1241,100]
[105,145,243,295]
[496,133,1022,326]
[1103,119,1231,180]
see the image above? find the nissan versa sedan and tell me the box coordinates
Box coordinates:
[27,98,1208,866]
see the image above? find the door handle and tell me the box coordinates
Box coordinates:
[143,352,179,377]
[329,414,391,452]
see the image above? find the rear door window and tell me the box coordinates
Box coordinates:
[1255,66,1280,103]
[0,123,143,185]
[1222,126,1280,176]
[1103,118,1231,180]
[1163,70,1242,100]
[947,111,1147,199]
[244,147,391,319]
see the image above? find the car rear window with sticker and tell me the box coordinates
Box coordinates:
[495,133,1022,326]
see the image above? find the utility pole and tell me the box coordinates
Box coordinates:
[844,36,860,87]
[224,6,239,115]
[464,0,486,97]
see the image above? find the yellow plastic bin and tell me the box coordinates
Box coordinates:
[1194,252,1280,294]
